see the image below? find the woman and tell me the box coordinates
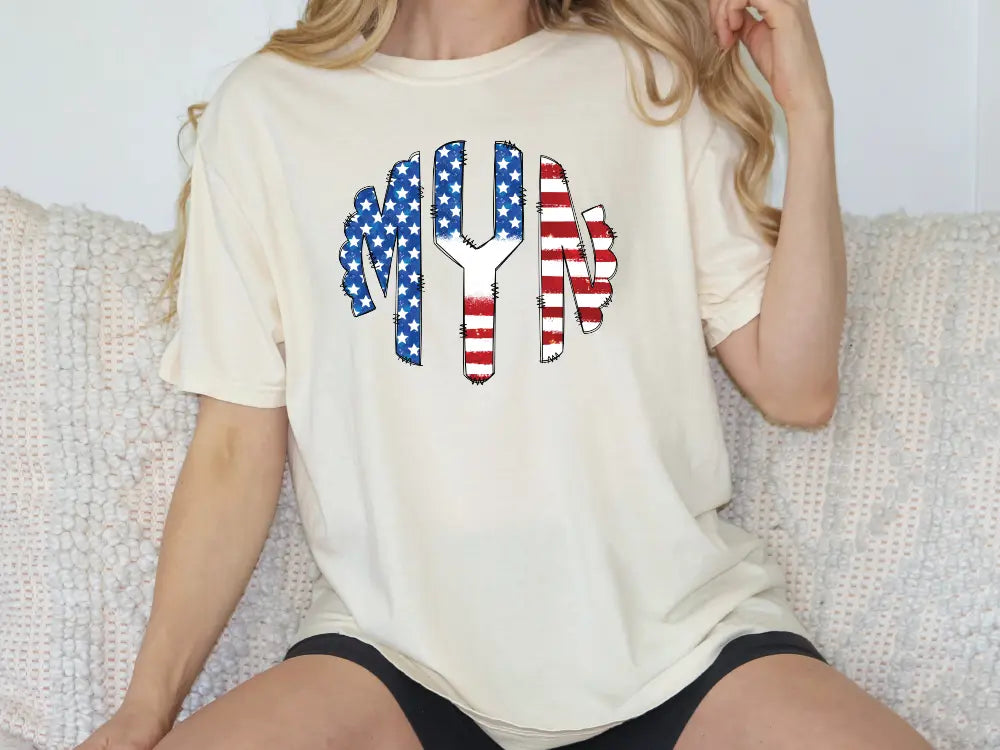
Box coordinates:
[79,1,931,748]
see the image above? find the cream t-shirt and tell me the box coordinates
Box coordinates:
[159,26,813,749]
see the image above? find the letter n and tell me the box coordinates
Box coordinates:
[538,156,617,362]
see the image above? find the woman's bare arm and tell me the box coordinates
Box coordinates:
[122,395,289,727]
[709,0,846,427]
[715,113,845,427]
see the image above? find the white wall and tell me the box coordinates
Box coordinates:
[0,0,302,232]
[810,1,980,215]
[0,1,993,232]
[978,0,1000,210]
[766,1,982,215]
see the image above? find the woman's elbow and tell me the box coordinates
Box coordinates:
[761,383,839,429]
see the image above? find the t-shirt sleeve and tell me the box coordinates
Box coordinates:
[157,134,287,408]
[687,112,774,354]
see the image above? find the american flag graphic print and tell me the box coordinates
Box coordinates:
[538,156,617,362]
[339,141,617,381]
[340,153,423,365]
[432,140,525,384]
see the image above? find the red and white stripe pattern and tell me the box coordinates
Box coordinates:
[462,290,498,383]
[454,240,520,382]
[539,156,617,362]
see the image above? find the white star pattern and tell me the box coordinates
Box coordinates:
[340,153,423,363]
[432,141,523,248]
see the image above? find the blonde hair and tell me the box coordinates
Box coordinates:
[155,0,780,323]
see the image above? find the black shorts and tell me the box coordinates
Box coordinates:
[283,629,827,748]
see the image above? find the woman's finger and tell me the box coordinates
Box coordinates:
[709,0,725,45]
[708,0,722,25]
[726,0,747,33]
[715,0,740,47]
[744,0,793,30]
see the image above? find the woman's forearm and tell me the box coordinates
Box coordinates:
[122,404,288,725]
[757,111,847,418]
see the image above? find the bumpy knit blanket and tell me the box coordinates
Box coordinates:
[1,186,998,749]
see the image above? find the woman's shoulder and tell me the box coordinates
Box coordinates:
[568,31,732,170]
[204,48,314,115]
[196,47,354,153]
[198,53,275,123]
[206,45,364,112]
[549,28,657,80]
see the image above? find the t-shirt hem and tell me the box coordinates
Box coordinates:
[703,295,765,352]
[158,360,286,408]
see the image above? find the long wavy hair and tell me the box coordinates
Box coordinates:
[155,0,780,323]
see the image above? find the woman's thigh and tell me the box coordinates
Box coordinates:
[674,652,933,750]
[153,654,421,750]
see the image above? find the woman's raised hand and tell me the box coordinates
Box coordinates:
[707,0,833,121]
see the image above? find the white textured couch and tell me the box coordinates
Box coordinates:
[1,186,998,749]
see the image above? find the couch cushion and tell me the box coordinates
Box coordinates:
[0,189,51,747]
[0,729,34,750]
[714,213,1000,747]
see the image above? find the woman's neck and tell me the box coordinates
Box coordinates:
[378,0,538,60]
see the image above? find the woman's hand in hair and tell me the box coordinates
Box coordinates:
[708,0,833,123]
